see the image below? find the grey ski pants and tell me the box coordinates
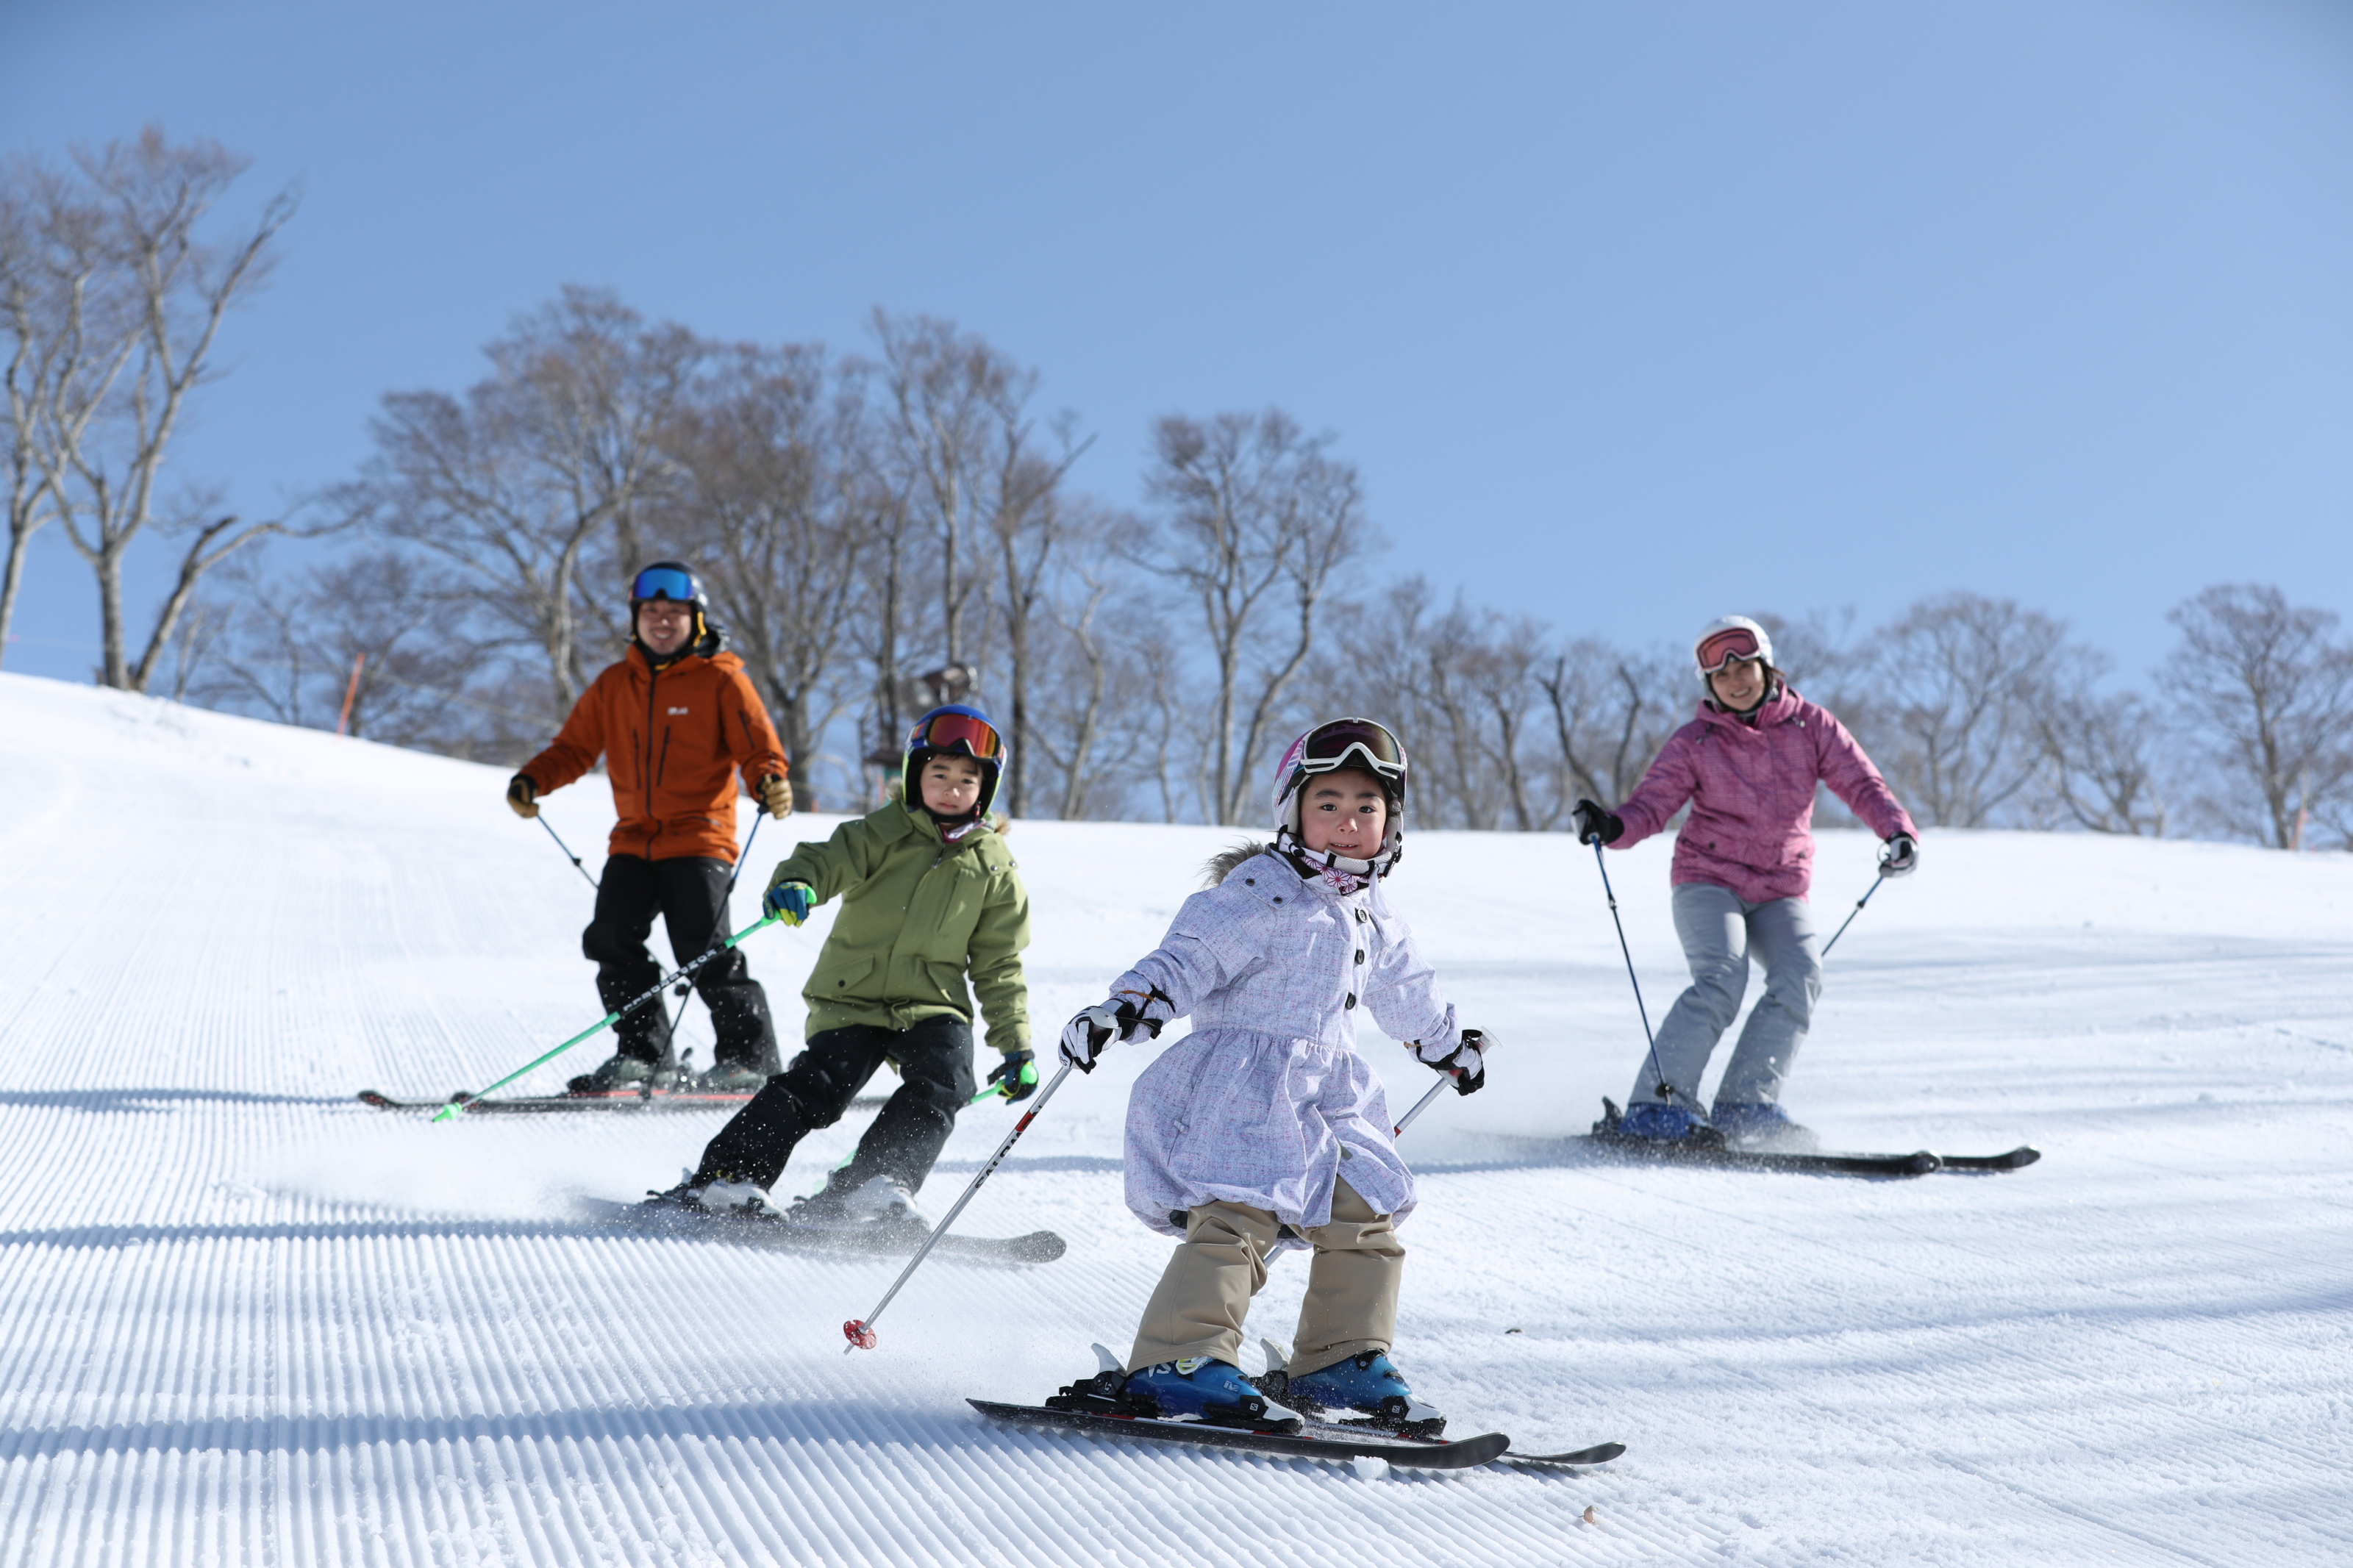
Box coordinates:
[1627,881,1822,1112]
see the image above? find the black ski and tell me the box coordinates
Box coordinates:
[1586,1099,2037,1176]
[1289,1414,1626,1468]
[579,1198,1066,1265]
[1508,1441,1630,1467]
[357,1088,889,1115]
[970,1399,1518,1469]
[1932,1146,2042,1171]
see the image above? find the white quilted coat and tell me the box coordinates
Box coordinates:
[1115,851,1460,1247]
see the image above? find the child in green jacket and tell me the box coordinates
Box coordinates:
[646,705,1032,1225]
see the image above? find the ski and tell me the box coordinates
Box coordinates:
[579,1197,1066,1265]
[357,1088,889,1115]
[1586,1099,2037,1176]
[1932,1146,2042,1171]
[969,1399,1515,1469]
[1585,1129,1939,1176]
[1507,1441,1630,1467]
[1289,1414,1625,1468]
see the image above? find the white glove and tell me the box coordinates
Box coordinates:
[1057,993,1168,1073]
[1879,833,1918,877]
[1412,1027,1490,1095]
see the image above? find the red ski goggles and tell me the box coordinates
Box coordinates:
[1296,718,1406,781]
[908,709,1004,762]
[1696,626,1764,676]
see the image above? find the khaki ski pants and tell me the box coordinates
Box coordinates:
[1126,1178,1404,1378]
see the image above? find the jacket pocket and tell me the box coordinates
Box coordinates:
[812,952,876,998]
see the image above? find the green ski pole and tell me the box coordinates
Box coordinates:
[433,915,780,1122]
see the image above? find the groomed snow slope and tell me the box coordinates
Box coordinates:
[1,671,2349,1567]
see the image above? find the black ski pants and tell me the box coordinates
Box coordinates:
[582,854,779,1073]
[691,1014,976,1195]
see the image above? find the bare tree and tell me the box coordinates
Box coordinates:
[868,312,1087,814]
[1023,518,1172,820]
[1139,409,1374,824]
[338,287,704,716]
[1537,637,1688,808]
[1860,592,2068,828]
[0,128,298,688]
[2038,684,2168,837]
[1457,608,1548,831]
[0,176,77,664]
[663,344,876,809]
[2167,584,2353,848]
[177,547,476,745]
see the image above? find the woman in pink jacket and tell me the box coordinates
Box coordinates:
[1571,616,1918,1147]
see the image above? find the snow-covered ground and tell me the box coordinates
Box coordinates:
[1,671,2349,1567]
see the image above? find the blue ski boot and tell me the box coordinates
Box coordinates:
[1614,1100,1713,1142]
[1284,1351,1446,1437]
[1710,1101,1815,1150]
[1122,1357,1302,1432]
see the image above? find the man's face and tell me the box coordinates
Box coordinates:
[636,599,695,656]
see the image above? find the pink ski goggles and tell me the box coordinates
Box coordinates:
[1696,626,1764,676]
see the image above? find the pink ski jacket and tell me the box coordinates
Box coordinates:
[1610,684,1916,903]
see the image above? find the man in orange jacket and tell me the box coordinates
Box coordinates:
[507,562,794,1093]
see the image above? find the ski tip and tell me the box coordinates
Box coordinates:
[1510,1439,1627,1466]
[355,1090,393,1108]
[2003,1145,2042,1169]
[843,1319,876,1350]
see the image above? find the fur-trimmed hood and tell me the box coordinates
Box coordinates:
[1202,839,1274,887]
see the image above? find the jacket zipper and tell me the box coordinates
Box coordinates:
[641,661,662,856]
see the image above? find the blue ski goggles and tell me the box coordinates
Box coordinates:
[629,565,700,604]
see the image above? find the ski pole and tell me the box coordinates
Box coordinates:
[1818,871,1886,959]
[725,808,767,900]
[432,915,779,1122]
[536,815,599,890]
[844,1061,1076,1351]
[1393,1075,1450,1136]
[1589,839,1684,1109]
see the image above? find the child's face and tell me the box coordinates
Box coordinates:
[1299,770,1388,856]
[919,753,986,817]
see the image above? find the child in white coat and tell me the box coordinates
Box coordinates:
[1058,718,1491,1433]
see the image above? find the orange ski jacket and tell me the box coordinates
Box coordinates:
[518,644,790,863]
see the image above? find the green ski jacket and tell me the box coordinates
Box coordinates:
[766,802,1031,1056]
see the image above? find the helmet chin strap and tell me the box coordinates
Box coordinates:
[1274,826,1393,878]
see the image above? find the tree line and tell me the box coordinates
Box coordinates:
[7,131,2351,848]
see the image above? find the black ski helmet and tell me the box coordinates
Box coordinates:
[629,562,715,654]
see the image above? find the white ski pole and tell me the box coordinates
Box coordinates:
[843,1062,1076,1351]
[1393,1076,1450,1136]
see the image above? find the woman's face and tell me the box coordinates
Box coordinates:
[1709,657,1768,712]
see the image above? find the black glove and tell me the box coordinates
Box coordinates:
[1572,798,1623,846]
[1879,833,1918,878]
[507,774,539,819]
[986,1050,1039,1103]
[1411,1027,1490,1095]
[1057,993,1168,1073]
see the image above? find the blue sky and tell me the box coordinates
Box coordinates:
[4,0,2349,686]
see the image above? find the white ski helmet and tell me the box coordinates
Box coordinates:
[1693,615,1774,686]
[1270,717,1409,878]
